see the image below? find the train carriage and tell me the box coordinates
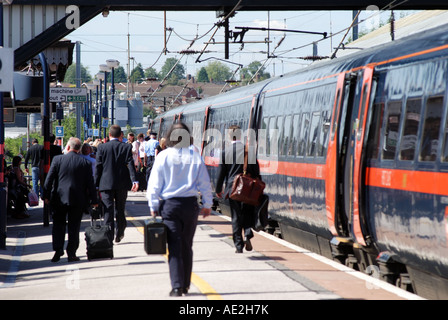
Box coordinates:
[151,23,448,299]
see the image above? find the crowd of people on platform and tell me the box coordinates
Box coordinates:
[3,123,262,297]
[3,130,156,219]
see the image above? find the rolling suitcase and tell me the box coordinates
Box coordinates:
[137,169,147,191]
[85,215,114,260]
[144,216,167,255]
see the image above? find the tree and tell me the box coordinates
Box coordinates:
[159,57,185,85]
[196,67,209,83]
[240,61,271,83]
[63,63,92,84]
[143,106,158,119]
[204,61,232,83]
[107,66,127,83]
[144,67,158,80]
[130,63,145,83]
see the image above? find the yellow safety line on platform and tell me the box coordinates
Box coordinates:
[126,214,222,300]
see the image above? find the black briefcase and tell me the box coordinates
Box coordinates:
[85,217,114,260]
[144,216,167,255]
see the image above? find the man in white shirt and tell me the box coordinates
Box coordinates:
[146,123,212,297]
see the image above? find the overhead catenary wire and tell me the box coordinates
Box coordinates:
[167,78,192,109]
[149,33,198,99]
[147,28,173,70]
[69,1,412,87]
[195,0,244,63]
[330,10,361,59]
[247,34,286,85]
[219,65,243,94]
[275,0,409,58]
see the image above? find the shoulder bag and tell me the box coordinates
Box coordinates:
[229,147,265,207]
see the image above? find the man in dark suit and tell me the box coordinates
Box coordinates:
[95,125,139,243]
[215,125,260,253]
[43,137,98,262]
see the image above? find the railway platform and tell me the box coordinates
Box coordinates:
[0,192,423,304]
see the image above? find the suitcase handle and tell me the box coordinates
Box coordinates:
[146,216,163,224]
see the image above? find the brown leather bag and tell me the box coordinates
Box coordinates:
[229,148,265,207]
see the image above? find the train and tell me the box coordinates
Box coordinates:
[148,22,448,299]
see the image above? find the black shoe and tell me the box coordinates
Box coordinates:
[244,238,253,251]
[235,248,243,253]
[67,255,80,262]
[51,250,64,263]
[169,288,183,297]
[115,235,124,243]
[183,287,189,294]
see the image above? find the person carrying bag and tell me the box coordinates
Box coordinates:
[229,146,265,207]
[146,123,212,297]
[216,125,263,253]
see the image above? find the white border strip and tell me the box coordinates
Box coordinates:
[0,231,26,289]
[215,212,425,300]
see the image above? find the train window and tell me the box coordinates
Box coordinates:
[443,124,448,162]
[258,116,269,156]
[399,98,422,161]
[191,119,203,152]
[331,89,341,140]
[382,101,403,160]
[290,114,301,157]
[420,96,443,162]
[307,112,321,157]
[357,83,369,141]
[317,110,331,157]
[277,117,284,155]
[277,116,289,156]
[283,115,292,156]
[298,113,310,157]
[269,117,279,157]
[366,102,385,160]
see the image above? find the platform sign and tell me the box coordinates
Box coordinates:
[0,48,14,92]
[3,108,15,123]
[67,95,87,102]
[55,126,64,137]
[50,87,87,103]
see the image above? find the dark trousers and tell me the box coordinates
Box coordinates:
[100,189,128,238]
[160,197,199,290]
[52,204,83,256]
[229,199,254,251]
[145,156,155,182]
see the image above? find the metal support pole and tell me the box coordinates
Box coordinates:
[39,52,51,227]
[95,85,99,135]
[0,2,6,249]
[88,89,92,130]
[75,42,81,139]
[111,67,115,125]
[103,72,108,138]
[224,18,229,60]
[352,10,359,41]
[99,79,102,140]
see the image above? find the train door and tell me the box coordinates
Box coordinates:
[351,67,375,246]
[326,73,347,236]
[326,66,376,246]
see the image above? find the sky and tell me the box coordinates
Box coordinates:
[65,8,418,81]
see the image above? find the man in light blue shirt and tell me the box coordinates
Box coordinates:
[144,132,159,182]
[80,143,96,177]
[147,146,213,213]
[146,123,212,297]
